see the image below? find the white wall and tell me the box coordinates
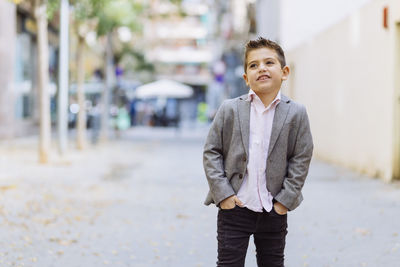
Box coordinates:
[285,0,400,181]
[280,0,373,50]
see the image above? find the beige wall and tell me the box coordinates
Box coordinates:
[285,0,400,181]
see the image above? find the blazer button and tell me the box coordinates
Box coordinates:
[243,157,247,162]
[239,174,243,179]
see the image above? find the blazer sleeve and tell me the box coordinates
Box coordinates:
[274,106,314,210]
[203,102,235,205]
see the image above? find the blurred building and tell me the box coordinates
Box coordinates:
[0,0,59,138]
[141,0,258,122]
[257,0,400,181]
[213,0,257,98]
[141,0,213,122]
[205,0,256,119]
[143,1,213,84]
[0,0,16,138]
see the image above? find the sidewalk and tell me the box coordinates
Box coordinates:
[0,127,399,266]
[0,134,143,266]
[286,161,400,267]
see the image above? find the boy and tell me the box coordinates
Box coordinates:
[203,37,313,267]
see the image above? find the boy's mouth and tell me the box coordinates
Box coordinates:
[257,75,271,81]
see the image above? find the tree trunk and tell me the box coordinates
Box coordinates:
[35,1,51,163]
[99,32,114,142]
[76,36,87,149]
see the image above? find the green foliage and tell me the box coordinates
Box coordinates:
[115,45,154,73]
[72,0,107,22]
[169,0,182,6]
[10,0,60,19]
[71,0,144,36]
[47,0,60,19]
[95,0,143,36]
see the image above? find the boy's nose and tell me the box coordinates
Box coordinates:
[259,64,267,71]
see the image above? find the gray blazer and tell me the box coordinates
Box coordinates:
[203,94,313,211]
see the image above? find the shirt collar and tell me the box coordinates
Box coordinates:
[248,89,281,109]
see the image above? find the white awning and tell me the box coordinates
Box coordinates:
[135,79,193,99]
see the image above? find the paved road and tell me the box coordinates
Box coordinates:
[0,126,399,266]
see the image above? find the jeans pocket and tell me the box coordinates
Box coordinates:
[272,207,287,217]
[220,205,238,211]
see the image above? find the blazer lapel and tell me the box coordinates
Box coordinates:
[268,95,291,157]
[237,95,251,156]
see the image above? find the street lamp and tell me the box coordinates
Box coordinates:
[58,0,69,155]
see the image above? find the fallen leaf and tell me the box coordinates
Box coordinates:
[176,214,189,219]
[355,228,370,236]
[0,185,17,191]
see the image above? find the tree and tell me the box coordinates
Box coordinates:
[34,0,61,163]
[11,0,147,157]
[70,0,105,149]
[11,0,60,163]
[94,0,143,142]
[70,0,144,144]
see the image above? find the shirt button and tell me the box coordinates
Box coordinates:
[239,174,243,179]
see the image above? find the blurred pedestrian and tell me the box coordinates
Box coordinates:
[89,97,101,144]
[129,99,137,126]
[203,37,313,267]
[197,102,208,123]
[114,105,130,138]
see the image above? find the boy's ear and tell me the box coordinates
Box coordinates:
[243,73,249,86]
[281,65,290,81]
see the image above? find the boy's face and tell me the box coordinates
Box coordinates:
[243,48,289,95]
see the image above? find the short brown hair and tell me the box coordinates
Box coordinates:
[243,37,286,73]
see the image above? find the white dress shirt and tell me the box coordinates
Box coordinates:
[237,89,281,212]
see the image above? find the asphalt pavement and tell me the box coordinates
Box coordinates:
[0,126,399,267]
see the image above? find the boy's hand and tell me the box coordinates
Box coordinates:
[273,201,288,215]
[220,195,244,210]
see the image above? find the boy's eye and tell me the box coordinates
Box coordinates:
[249,64,257,68]
[266,61,274,65]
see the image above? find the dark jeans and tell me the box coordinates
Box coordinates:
[217,206,288,267]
